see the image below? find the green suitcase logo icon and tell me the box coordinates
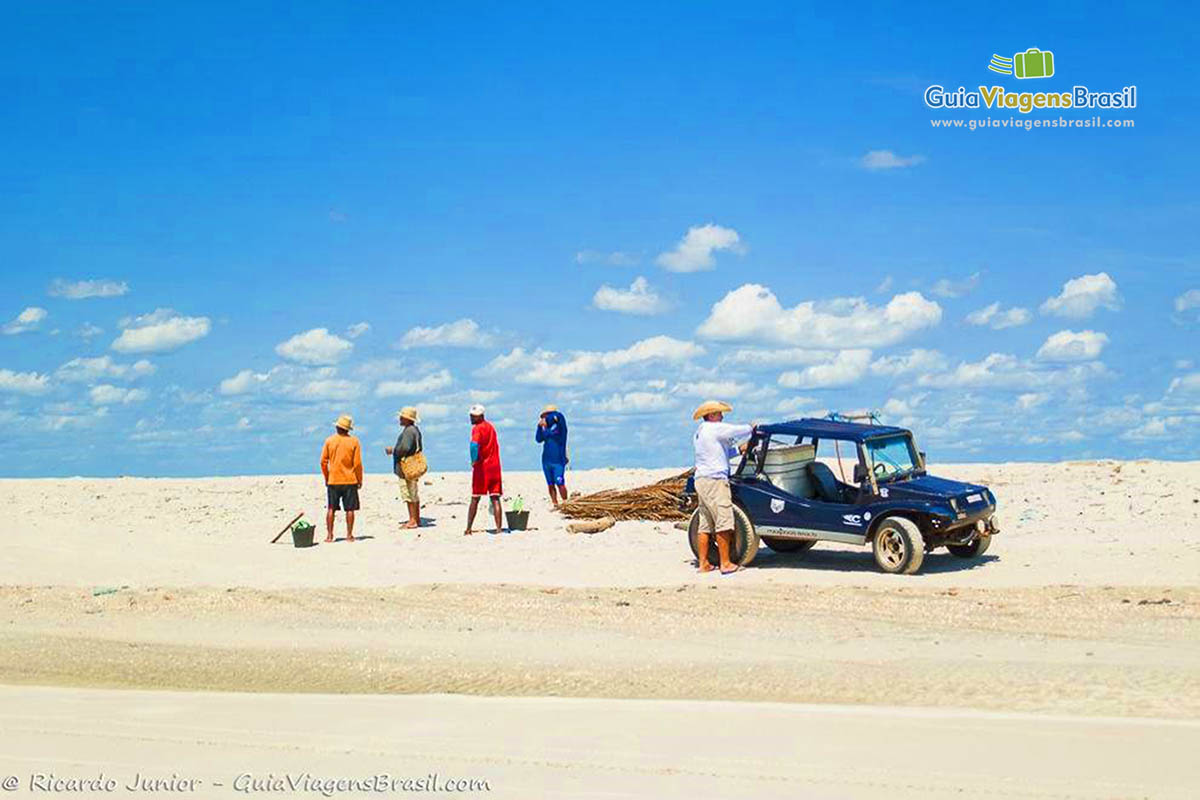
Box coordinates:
[1013,47,1054,79]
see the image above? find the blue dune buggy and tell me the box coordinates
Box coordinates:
[681,418,999,574]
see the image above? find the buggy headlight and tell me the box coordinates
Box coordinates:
[949,497,959,512]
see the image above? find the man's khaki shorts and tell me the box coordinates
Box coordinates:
[398,476,419,503]
[694,477,734,533]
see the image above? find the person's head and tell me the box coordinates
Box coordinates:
[692,400,732,423]
[334,414,354,435]
[469,403,486,424]
[540,404,558,420]
[399,407,419,427]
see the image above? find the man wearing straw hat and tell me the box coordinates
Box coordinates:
[321,414,363,543]
[692,400,754,574]
[535,404,569,508]
[385,407,423,529]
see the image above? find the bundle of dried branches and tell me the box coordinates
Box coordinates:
[558,470,693,521]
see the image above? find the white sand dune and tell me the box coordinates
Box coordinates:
[1,686,1196,799]
[3,461,1198,589]
[2,461,1198,797]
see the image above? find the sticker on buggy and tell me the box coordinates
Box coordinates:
[770,498,785,514]
[842,514,864,527]
[879,487,889,498]
[967,493,983,504]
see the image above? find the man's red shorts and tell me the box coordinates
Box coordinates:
[472,464,502,497]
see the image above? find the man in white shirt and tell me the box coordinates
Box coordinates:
[692,400,755,574]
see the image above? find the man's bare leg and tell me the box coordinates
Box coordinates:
[325,508,336,543]
[464,496,480,535]
[546,485,559,507]
[557,484,569,503]
[716,530,739,573]
[490,495,503,532]
[345,510,356,542]
[696,531,714,572]
[404,501,420,528]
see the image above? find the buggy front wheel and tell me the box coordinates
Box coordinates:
[688,505,759,567]
[872,517,926,574]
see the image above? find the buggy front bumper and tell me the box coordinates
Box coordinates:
[930,507,998,539]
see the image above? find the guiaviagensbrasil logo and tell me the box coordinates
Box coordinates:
[989,48,1054,79]
[924,47,1136,114]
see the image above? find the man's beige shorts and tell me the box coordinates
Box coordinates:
[694,476,734,532]
[398,476,419,503]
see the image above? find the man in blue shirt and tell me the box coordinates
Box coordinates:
[535,405,569,507]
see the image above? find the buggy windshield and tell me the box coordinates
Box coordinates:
[864,434,917,481]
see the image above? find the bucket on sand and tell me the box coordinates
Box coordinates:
[291,522,316,548]
[505,511,530,531]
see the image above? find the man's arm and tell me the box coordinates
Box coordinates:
[535,423,547,443]
[320,442,330,484]
[354,441,363,486]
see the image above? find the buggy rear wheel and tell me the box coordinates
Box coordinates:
[688,505,759,567]
[947,532,991,558]
[872,517,926,575]
[761,537,816,554]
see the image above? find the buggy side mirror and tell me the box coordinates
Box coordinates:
[853,463,868,484]
[918,451,927,468]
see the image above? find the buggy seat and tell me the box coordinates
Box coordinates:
[760,443,815,498]
[808,461,854,503]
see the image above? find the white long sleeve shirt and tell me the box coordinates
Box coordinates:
[693,421,753,480]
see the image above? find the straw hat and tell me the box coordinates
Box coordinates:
[398,406,419,423]
[540,404,558,416]
[334,414,354,430]
[692,400,732,420]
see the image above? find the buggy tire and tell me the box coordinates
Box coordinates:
[688,504,759,567]
[947,532,991,558]
[872,516,926,575]
[761,537,816,554]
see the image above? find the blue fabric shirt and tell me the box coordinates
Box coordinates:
[535,411,568,465]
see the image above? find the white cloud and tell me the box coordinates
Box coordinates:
[375,369,454,397]
[655,224,743,272]
[1167,373,1200,395]
[669,380,753,398]
[346,322,370,339]
[112,308,211,353]
[275,328,353,365]
[590,392,676,414]
[719,348,842,368]
[966,302,1033,329]
[918,353,1106,390]
[235,417,252,430]
[0,369,51,394]
[592,276,669,315]
[1040,272,1121,319]
[48,278,129,299]
[576,250,639,266]
[3,307,48,335]
[399,318,496,349]
[779,349,872,389]
[1017,392,1048,410]
[218,365,362,401]
[89,384,148,405]
[860,150,925,170]
[932,271,981,299]
[1175,289,1200,322]
[698,285,942,348]
[56,356,155,382]
[219,369,272,396]
[775,396,825,417]
[481,335,705,387]
[77,323,104,339]
[875,276,894,294]
[1036,329,1109,362]
[870,349,943,377]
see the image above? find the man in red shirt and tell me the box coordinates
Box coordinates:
[464,404,503,535]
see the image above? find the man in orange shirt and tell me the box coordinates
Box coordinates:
[321,414,363,543]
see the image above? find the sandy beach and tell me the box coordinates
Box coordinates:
[2,461,1199,797]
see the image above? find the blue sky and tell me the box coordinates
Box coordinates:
[1,2,1197,477]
